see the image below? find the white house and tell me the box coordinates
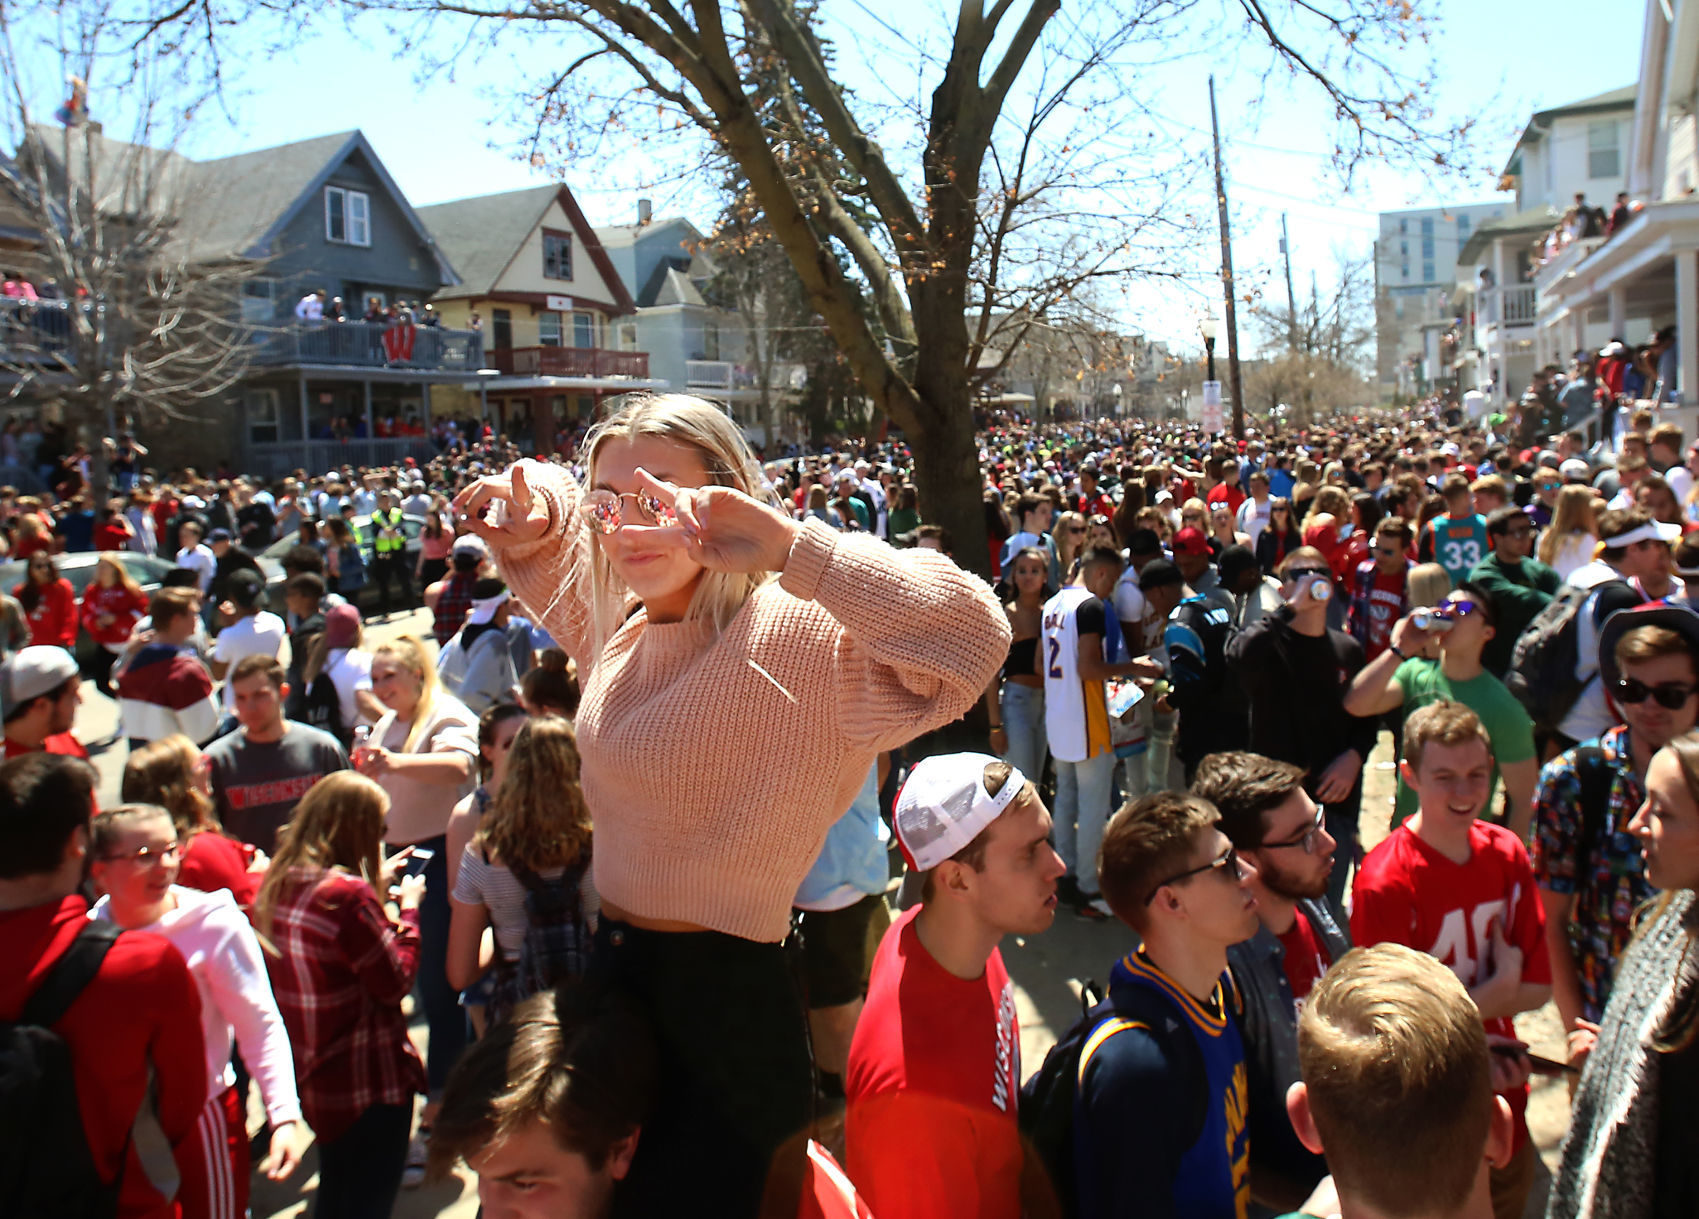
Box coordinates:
[1529,1,1699,437]
[1449,85,1636,406]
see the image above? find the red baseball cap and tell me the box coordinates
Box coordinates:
[1173,526,1211,557]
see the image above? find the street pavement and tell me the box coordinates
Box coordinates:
[75,618,1567,1218]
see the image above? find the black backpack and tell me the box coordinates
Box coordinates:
[0,921,126,1218]
[1505,580,1626,733]
[297,670,347,747]
[1018,980,1210,1219]
[487,858,594,1025]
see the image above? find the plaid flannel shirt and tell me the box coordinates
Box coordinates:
[265,866,425,1141]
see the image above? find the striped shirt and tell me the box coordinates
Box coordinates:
[452,846,598,961]
[262,867,425,1141]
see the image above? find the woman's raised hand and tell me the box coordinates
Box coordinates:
[453,462,550,547]
[633,467,800,575]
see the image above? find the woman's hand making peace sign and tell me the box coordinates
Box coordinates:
[629,467,800,576]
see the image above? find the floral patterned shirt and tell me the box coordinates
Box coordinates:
[1530,725,1655,1022]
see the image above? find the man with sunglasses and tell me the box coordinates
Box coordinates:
[1529,606,1699,1073]
[1345,583,1539,836]
[1346,516,1415,662]
[1072,791,1259,1219]
[1228,547,1373,911]
[1193,752,1348,1214]
[1468,506,1560,678]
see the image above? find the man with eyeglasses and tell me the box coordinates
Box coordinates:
[1071,790,1259,1219]
[1343,583,1538,838]
[1352,700,1550,1219]
[1529,606,1699,1076]
[1193,752,1347,1215]
[1468,507,1560,679]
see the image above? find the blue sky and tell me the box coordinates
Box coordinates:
[102,1,1645,354]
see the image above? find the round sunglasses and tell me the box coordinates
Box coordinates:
[578,489,679,534]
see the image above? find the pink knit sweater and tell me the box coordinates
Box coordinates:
[493,461,1010,942]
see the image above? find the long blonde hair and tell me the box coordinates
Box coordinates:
[569,394,777,658]
[120,734,219,838]
[372,634,440,753]
[1304,485,1352,530]
[475,717,592,874]
[252,771,389,945]
[1540,485,1599,566]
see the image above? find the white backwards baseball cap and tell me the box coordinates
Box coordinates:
[894,752,1028,872]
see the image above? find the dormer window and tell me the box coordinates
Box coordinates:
[326,187,371,246]
[543,230,573,280]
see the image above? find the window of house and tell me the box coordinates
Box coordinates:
[617,322,639,351]
[702,322,720,360]
[1588,121,1621,180]
[539,311,563,347]
[1399,219,1407,234]
[572,311,596,349]
[543,230,573,280]
[1420,217,1433,236]
[241,278,277,323]
[325,187,371,246]
[1458,215,1472,240]
[246,388,281,445]
[492,308,512,350]
[1422,260,1435,282]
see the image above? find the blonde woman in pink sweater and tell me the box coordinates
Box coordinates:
[454,393,1008,1216]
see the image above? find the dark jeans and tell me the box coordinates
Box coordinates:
[89,646,119,696]
[594,920,814,1219]
[314,1102,411,1219]
[371,552,411,616]
[389,835,465,1097]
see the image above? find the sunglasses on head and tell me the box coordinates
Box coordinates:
[1614,677,1699,709]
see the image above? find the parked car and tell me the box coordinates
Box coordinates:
[0,551,178,669]
[258,513,428,614]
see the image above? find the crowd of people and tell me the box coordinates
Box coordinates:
[3,386,1699,1219]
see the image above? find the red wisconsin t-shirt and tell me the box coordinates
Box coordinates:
[1276,907,1329,1005]
[846,906,1022,1219]
[1362,567,1408,660]
[1351,819,1551,1146]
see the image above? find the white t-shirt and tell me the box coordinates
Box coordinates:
[1666,464,1694,506]
[323,647,374,730]
[1236,496,1272,546]
[175,544,217,594]
[213,612,287,710]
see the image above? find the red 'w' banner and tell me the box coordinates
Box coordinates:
[383,322,417,363]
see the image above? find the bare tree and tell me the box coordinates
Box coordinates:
[0,1,260,493]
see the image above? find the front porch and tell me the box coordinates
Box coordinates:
[1532,198,1699,440]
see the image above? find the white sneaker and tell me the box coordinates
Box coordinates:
[1088,897,1114,918]
[402,1134,428,1188]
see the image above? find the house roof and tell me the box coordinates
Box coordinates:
[18,126,460,283]
[595,216,702,248]
[1457,204,1562,264]
[1503,85,1637,177]
[416,184,635,313]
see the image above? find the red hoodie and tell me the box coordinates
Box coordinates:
[17,577,77,649]
[81,582,149,648]
[0,896,209,1218]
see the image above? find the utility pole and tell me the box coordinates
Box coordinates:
[1208,76,1245,439]
[1281,213,1299,353]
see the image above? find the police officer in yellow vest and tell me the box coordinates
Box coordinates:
[370,489,411,618]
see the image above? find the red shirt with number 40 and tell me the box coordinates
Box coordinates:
[1350,819,1550,1147]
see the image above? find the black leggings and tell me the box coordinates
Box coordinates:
[594,920,814,1219]
[313,1102,411,1219]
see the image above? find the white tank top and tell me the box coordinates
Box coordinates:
[1042,587,1112,763]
